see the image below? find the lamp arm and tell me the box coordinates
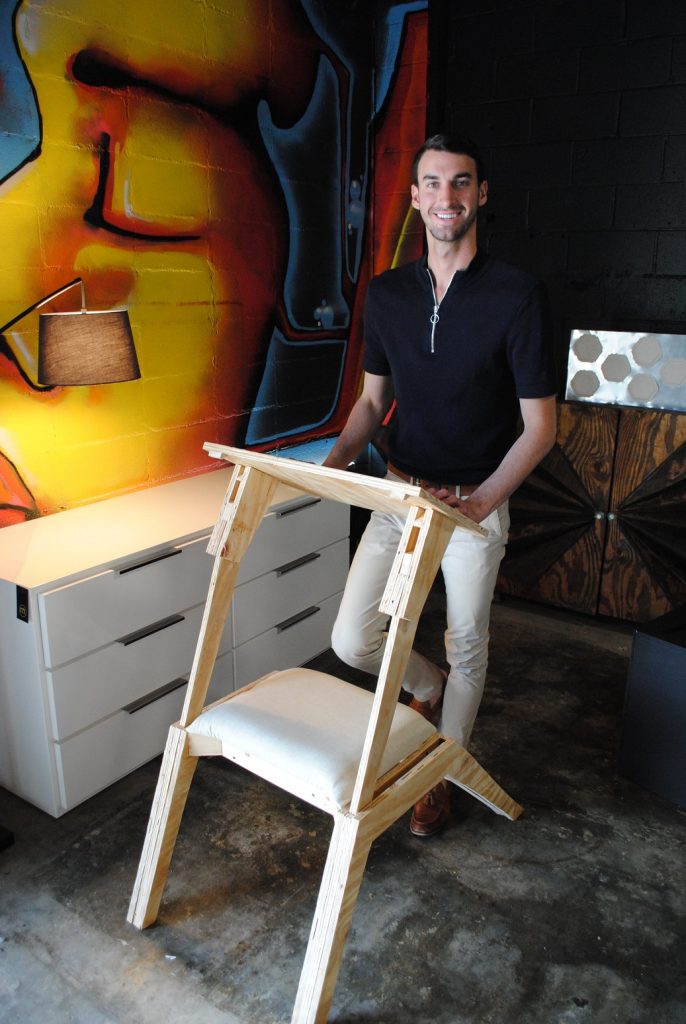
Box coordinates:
[0,277,85,336]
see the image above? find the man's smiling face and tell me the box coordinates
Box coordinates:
[410,150,488,245]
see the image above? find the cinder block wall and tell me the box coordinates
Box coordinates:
[428,0,686,386]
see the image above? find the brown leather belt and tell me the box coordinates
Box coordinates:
[387,462,478,497]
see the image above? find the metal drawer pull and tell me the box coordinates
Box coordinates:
[123,677,188,714]
[117,614,185,646]
[276,605,320,633]
[117,548,182,575]
[275,497,321,518]
[275,552,321,577]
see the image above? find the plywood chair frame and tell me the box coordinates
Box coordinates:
[128,444,523,1024]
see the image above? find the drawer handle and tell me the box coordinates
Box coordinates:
[117,548,182,575]
[275,497,321,518]
[276,605,320,633]
[117,614,185,646]
[122,677,187,714]
[275,552,321,577]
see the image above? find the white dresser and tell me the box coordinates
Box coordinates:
[0,469,349,816]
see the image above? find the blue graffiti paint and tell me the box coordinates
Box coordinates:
[258,56,349,332]
[248,0,427,446]
[0,0,41,184]
[245,328,346,445]
[375,1,427,116]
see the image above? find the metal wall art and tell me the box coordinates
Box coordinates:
[566,329,686,412]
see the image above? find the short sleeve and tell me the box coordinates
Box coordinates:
[361,278,392,376]
[507,282,557,398]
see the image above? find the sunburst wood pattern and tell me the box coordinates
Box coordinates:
[497,403,686,622]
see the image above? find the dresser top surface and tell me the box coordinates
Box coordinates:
[0,468,233,589]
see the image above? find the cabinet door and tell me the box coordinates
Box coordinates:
[599,408,686,620]
[498,403,686,622]
[497,403,616,615]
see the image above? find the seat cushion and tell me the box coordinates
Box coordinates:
[187,667,435,812]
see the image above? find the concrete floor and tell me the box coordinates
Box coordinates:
[1,593,685,1024]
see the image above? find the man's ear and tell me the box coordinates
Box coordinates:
[410,183,420,209]
[478,180,489,207]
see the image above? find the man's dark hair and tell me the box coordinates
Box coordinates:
[411,133,487,185]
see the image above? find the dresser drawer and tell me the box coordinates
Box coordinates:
[55,650,233,811]
[233,538,348,647]
[39,535,212,667]
[238,498,349,583]
[234,590,342,688]
[46,603,233,741]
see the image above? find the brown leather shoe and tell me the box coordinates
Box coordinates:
[408,670,447,725]
[410,781,451,837]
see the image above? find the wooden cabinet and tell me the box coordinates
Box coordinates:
[0,470,348,816]
[497,402,686,622]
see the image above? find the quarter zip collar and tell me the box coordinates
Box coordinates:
[420,251,487,354]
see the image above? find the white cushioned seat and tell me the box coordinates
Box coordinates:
[187,667,436,812]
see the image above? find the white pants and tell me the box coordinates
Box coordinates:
[331,479,509,749]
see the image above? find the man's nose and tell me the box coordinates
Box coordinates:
[438,182,459,204]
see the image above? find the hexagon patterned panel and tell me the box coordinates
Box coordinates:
[566,330,686,412]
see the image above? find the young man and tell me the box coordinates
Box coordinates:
[323,133,557,836]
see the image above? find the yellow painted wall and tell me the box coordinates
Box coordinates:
[0,0,319,522]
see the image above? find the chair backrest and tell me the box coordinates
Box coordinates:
[194,443,485,812]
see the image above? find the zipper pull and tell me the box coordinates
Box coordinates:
[430,306,440,354]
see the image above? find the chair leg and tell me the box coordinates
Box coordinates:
[127,724,198,929]
[448,746,524,820]
[292,814,372,1024]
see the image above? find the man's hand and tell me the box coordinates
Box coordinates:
[425,486,489,524]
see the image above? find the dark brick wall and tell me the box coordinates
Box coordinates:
[428,0,686,389]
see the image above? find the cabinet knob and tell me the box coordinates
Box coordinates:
[607,512,617,521]
[594,511,605,520]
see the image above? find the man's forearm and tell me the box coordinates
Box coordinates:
[323,400,383,469]
[470,424,555,517]
[441,395,557,523]
[323,373,394,470]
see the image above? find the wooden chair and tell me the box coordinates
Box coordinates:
[127,444,523,1023]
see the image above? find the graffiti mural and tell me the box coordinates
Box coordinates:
[0,0,427,527]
